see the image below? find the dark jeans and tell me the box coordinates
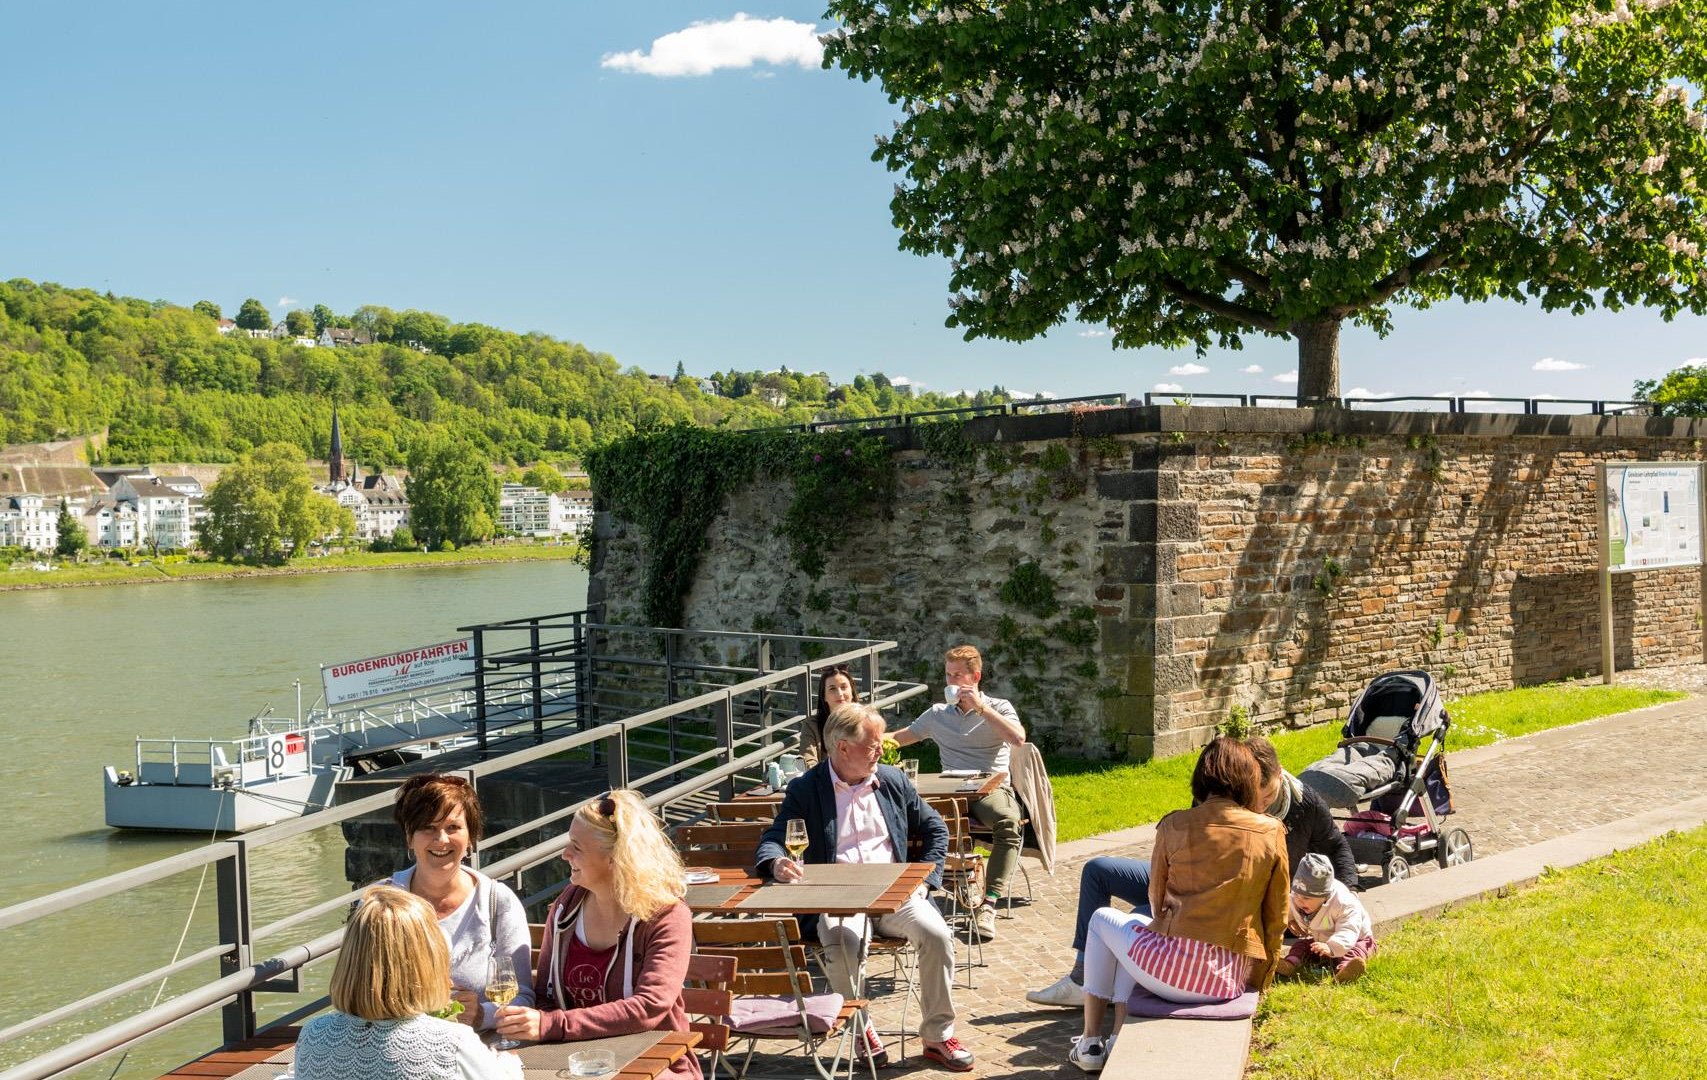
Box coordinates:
[1072,856,1154,953]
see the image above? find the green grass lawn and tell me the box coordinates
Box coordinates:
[1247,825,1707,1080]
[1042,684,1684,842]
[0,543,581,589]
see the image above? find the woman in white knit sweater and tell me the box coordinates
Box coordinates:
[295,886,517,1080]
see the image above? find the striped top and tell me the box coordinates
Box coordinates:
[1126,926,1250,1001]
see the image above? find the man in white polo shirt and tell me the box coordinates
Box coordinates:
[891,643,1026,941]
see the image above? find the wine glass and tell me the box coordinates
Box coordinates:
[487,954,521,1050]
[784,818,809,881]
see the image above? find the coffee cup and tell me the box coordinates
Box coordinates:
[943,685,961,704]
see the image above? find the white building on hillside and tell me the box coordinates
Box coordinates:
[558,490,593,535]
[499,484,556,537]
[109,474,194,550]
[0,493,56,552]
[83,498,140,549]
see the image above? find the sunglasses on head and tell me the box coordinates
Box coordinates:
[596,793,617,821]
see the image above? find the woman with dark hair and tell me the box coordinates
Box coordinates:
[1068,738,1289,1072]
[391,773,534,1033]
[799,663,857,768]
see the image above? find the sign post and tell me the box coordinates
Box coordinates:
[321,638,477,707]
[1598,462,1707,683]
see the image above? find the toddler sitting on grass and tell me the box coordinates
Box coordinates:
[1276,853,1377,984]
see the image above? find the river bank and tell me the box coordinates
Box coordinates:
[0,543,583,591]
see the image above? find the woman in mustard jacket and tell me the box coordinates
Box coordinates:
[1069,737,1290,1072]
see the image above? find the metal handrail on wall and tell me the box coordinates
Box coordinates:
[0,619,924,1080]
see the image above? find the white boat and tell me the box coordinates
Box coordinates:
[105,636,579,832]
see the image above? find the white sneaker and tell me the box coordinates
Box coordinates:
[1026,974,1085,1007]
[1068,1035,1107,1073]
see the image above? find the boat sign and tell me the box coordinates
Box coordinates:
[322,638,476,706]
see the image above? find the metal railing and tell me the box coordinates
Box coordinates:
[0,617,926,1080]
[1147,391,1653,415]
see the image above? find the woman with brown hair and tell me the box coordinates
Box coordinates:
[1068,737,1290,1072]
[494,789,701,1079]
[294,886,516,1080]
[390,773,533,1032]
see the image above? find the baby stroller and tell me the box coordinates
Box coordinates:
[1299,669,1473,884]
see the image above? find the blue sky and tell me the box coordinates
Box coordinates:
[2,2,1700,404]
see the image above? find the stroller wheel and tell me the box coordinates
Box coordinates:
[1436,827,1474,869]
[1382,854,1411,884]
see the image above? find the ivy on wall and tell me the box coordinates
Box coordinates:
[585,424,895,627]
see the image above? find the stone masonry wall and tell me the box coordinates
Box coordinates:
[589,406,1707,760]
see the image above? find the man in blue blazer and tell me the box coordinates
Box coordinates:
[755,703,972,1072]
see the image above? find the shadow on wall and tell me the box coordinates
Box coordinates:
[1512,569,1699,684]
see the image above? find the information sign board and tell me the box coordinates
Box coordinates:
[321,638,476,706]
[1605,463,1702,572]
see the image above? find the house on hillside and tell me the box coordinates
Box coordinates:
[0,493,55,552]
[108,474,194,550]
[317,327,373,348]
[83,498,139,550]
[217,318,237,335]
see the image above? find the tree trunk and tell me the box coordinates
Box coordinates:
[1293,318,1341,405]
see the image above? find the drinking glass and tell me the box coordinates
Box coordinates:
[900,758,919,784]
[487,955,521,1050]
[784,818,809,881]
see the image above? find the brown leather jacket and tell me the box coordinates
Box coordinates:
[1148,796,1291,991]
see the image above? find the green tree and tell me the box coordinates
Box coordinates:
[192,300,222,320]
[406,436,499,549]
[824,1,1707,401]
[234,298,271,332]
[521,463,567,492]
[54,498,87,557]
[197,442,350,560]
[284,309,314,336]
[1635,364,1707,415]
[311,303,337,333]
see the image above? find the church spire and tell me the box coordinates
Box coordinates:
[329,404,345,485]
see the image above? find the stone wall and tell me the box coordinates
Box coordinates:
[588,406,1707,760]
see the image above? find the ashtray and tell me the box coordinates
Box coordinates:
[559,1049,615,1077]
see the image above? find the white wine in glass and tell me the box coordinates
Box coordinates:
[784,818,809,879]
[488,955,521,1050]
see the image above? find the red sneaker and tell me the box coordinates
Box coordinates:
[923,1036,974,1072]
[855,1025,889,1068]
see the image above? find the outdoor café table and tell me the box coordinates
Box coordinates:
[218,1027,700,1080]
[733,771,1007,803]
[685,862,933,917]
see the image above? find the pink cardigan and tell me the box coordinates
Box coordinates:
[532,885,701,1079]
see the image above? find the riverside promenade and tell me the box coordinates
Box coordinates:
[859,669,1707,1077]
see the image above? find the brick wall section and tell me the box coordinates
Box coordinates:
[590,406,1707,761]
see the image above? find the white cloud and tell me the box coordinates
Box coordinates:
[1273,370,1298,384]
[1532,357,1587,372]
[1078,329,1110,338]
[1343,388,1393,399]
[1240,364,1264,375]
[1534,393,1560,400]
[1152,382,1185,393]
[601,14,822,77]
[277,296,297,309]
[1462,390,1491,398]
[1168,362,1209,376]
[890,375,913,387]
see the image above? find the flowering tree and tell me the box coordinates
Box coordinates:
[824,0,1707,400]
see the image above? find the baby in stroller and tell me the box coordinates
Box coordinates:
[1276,854,1377,984]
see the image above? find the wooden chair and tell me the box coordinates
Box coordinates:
[675,821,767,871]
[924,796,987,986]
[708,801,782,821]
[684,953,736,1080]
[693,916,874,1080]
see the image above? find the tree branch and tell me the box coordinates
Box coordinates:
[1212,257,1274,297]
[1329,248,1452,317]
[1159,276,1284,332]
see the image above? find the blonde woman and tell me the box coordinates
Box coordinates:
[295,886,517,1080]
[495,790,701,1080]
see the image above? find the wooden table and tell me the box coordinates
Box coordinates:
[686,862,933,917]
[733,771,1006,803]
[175,1027,699,1080]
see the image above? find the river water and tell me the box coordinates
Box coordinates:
[0,560,588,1078]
